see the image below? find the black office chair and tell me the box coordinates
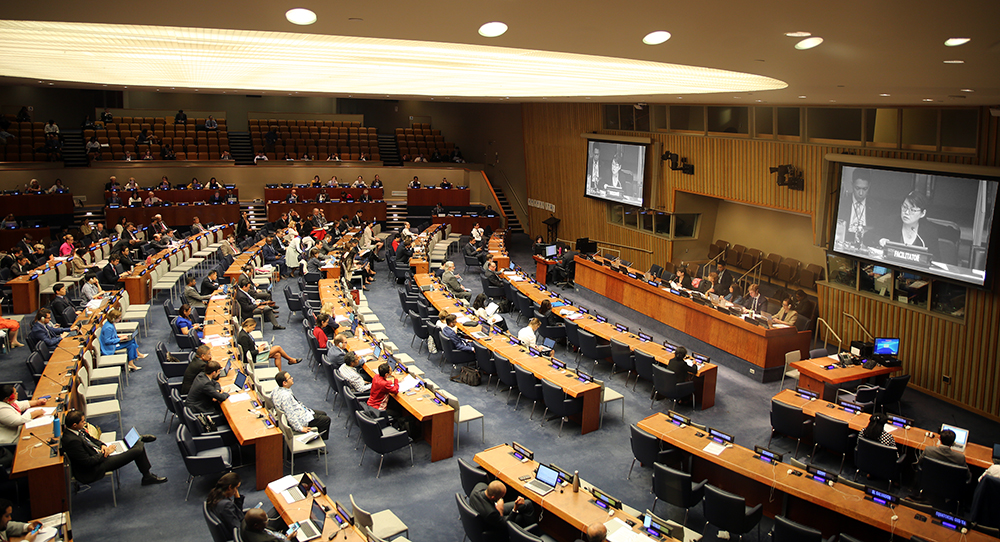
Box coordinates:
[456,492,493,542]
[628,424,675,480]
[355,410,413,478]
[564,320,582,361]
[156,341,189,379]
[177,425,232,501]
[457,458,489,497]
[874,374,911,414]
[480,276,504,299]
[533,310,566,342]
[970,474,1000,529]
[539,379,582,437]
[577,329,611,371]
[853,437,906,487]
[507,521,557,542]
[441,335,477,370]
[918,456,970,512]
[810,412,856,474]
[282,287,302,324]
[633,350,656,392]
[426,326,444,364]
[703,484,763,542]
[836,535,865,542]
[768,399,813,458]
[610,339,636,387]
[157,372,181,430]
[493,354,519,403]
[652,462,706,527]
[514,292,532,325]
[514,365,544,420]
[772,515,834,542]
[473,342,497,391]
[25,352,45,384]
[203,501,232,542]
[408,310,429,351]
[650,365,695,411]
[649,264,664,278]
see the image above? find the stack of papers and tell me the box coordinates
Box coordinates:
[703,441,728,456]
[268,475,299,494]
[398,375,420,393]
[203,335,232,348]
[227,393,251,403]
[295,431,321,444]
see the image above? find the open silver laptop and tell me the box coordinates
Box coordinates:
[524,464,559,496]
[941,423,969,452]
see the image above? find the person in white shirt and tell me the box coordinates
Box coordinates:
[471,223,484,244]
[517,318,541,348]
[0,383,49,444]
[338,352,371,394]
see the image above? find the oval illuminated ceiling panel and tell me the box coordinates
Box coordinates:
[0,20,787,98]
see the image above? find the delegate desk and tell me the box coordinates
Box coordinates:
[264,187,383,202]
[205,293,284,490]
[475,444,682,542]
[121,226,225,305]
[772,389,993,470]
[430,215,501,235]
[104,188,239,205]
[501,264,717,408]
[0,193,73,218]
[225,239,268,282]
[105,203,239,230]
[791,357,902,401]
[12,296,116,517]
[0,227,50,252]
[415,273,603,435]
[407,187,469,207]
[637,413,988,542]
[317,278,456,462]
[7,236,116,314]
[265,480,367,542]
[266,201,387,222]
[574,256,810,377]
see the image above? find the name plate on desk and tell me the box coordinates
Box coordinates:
[882,241,931,266]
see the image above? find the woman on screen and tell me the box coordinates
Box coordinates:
[877,191,940,263]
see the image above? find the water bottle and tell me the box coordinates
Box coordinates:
[52,415,61,440]
[572,471,580,493]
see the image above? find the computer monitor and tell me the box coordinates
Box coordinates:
[940,423,969,451]
[544,244,558,258]
[873,337,900,356]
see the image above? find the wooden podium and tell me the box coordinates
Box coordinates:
[533,255,557,286]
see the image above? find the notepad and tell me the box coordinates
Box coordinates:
[227,393,251,403]
[398,375,420,393]
[703,441,728,456]
[267,475,299,493]
[25,416,55,429]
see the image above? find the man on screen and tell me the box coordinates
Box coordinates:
[587,145,602,193]
[838,168,880,248]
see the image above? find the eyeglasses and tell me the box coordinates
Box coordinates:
[901,202,923,214]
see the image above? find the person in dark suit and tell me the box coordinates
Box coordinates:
[740,283,767,313]
[29,307,78,349]
[484,259,504,287]
[671,266,693,290]
[666,347,697,381]
[182,345,211,395]
[468,481,536,538]
[394,237,413,265]
[49,283,78,327]
[350,209,364,228]
[877,190,942,264]
[918,429,971,472]
[201,270,221,296]
[323,334,348,369]
[61,409,166,486]
[209,190,224,204]
[261,235,287,277]
[463,237,486,264]
[236,280,284,330]
[9,255,30,278]
[185,360,229,415]
[236,212,252,241]
[837,168,882,248]
[715,262,734,292]
[795,290,816,322]
[99,255,122,288]
[241,508,292,542]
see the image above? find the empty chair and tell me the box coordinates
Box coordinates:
[628,424,675,480]
[650,365,694,411]
[707,240,728,262]
[350,494,409,541]
[725,244,746,268]
[633,350,656,392]
[577,330,610,371]
[841,375,910,414]
[970,475,1000,529]
[772,515,834,542]
[918,456,970,512]
[408,311,429,352]
[355,410,413,478]
[853,437,906,486]
[439,390,484,451]
[277,413,328,476]
[513,365,544,420]
[780,350,801,390]
[564,320,581,359]
[775,258,801,287]
[768,399,813,458]
[457,458,489,497]
[703,484,763,542]
[610,339,636,386]
[652,462,706,527]
[539,380,582,437]
[473,342,497,390]
[596,378,624,428]
[798,263,825,290]
[507,522,557,542]
[760,253,782,282]
[176,425,232,501]
[810,412,856,474]
[493,354,518,402]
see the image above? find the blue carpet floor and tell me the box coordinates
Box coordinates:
[1,234,996,541]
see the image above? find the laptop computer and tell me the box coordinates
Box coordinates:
[226,370,249,394]
[539,337,556,356]
[993,444,1000,463]
[524,464,559,496]
[940,423,969,452]
[291,499,327,541]
[110,427,141,455]
[281,473,317,503]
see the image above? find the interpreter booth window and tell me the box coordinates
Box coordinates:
[930,280,967,318]
[623,206,640,229]
[826,254,858,288]
[672,214,698,238]
[639,211,655,233]
[859,263,893,299]
[653,211,670,236]
[607,205,698,239]
[894,271,929,310]
[607,205,625,226]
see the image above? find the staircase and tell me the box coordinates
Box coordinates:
[491,184,524,234]
[377,135,402,166]
[241,201,269,230]
[61,130,89,167]
[385,200,408,231]
[229,132,255,165]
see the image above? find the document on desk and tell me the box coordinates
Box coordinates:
[268,475,299,493]
[703,441,728,456]
[227,392,251,403]
[397,374,420,393]
[508,276,525,282]
[605,518,653,542]
[25,415,55,429]
[355,348,373,357]
[204,335,232,347]
[26,407,56,417]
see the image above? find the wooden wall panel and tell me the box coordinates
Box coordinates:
[522,102,1000,418]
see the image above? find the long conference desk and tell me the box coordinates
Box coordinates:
[414,273,605,435]
[772,388,993,470]
[7,236,117,314]
[791,356,903,401]
[0,193,73,218]
[266,201,387,222]
[501,261,718,409]
[407,187,469,207]
[431,215,501,235]
[105,203,240,230]
[104,188,239,204]
[264,187,383,202]
[574,256,811,379]
[120,226,226,304]
[637,412,990,542]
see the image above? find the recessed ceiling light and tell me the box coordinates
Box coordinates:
[795,37,824,50]
[478,22,508,38]
[923,98,934,102]
[944,38,970,47]
[286,8,317,26]
[960,88,974,92]
[879,93,890,97]
[798,95,806,99]
[642,31,671,45]
[943,59,965,64]
[829,99,836,102]
[785,31,811,38]
[756,99,762,102]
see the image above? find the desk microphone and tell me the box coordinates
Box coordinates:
[28,431,58,448]
[40,372,71,396]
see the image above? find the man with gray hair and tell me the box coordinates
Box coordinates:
[441,261,470,299]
